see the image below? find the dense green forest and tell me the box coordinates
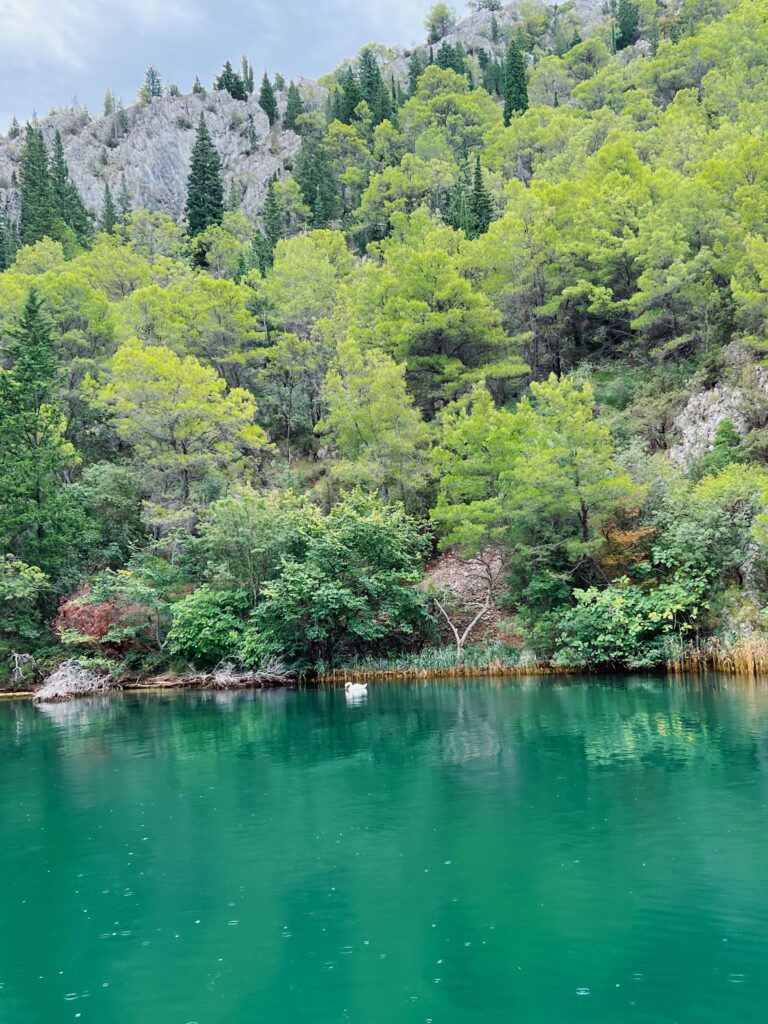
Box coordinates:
[3,0,768,684]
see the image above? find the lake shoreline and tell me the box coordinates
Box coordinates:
[3,656,766,702]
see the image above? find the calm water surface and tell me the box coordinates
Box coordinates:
[1,675,768,1023]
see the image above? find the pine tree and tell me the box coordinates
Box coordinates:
[490,14,500,43]
[117,174,132,222]
[408,52,425,96]
[192,75,205,95]
[241,56,255,95]
[468,155,493,238]
[100,183,117,233]
[284,82,305,131]
[215,61,247,101]
[185,114,224,237]
[570,29,583,48]
[263,177,282,250]
[259,73,278,126]
[19,124,57,246]
[503,40,528,124]
[616,0,640,50]
[8,117,21,140]
[103,90,116,116]
[50,130,91,244]
[143,66,163,98]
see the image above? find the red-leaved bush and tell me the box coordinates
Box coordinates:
[54,587,152,652]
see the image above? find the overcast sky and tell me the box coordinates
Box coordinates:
[0,0,468,130]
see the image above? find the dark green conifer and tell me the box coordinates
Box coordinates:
[100,183,117,233]
[250,231,273,276]
[117,174,132,222]
[215,61,247,101]
[192,75,205,95]
[50,130,91,244]
[185,115,224,237]
[0,288,79,577]
[0,212,19,270]
[359,47,390,124]
[284,82,305,131]
[241,56,255,95]
[19,124,57,246]
[259,73,278,126]
[616,0,640,50]
[295,135,339,229]
[408,52,425,96]
[336,66,362,124]
[8,117,21,140]
[143,65,163,98]
[490,14,500,43]
[263,178,282,250]
[503,40,528,124]
[468,155,493,237]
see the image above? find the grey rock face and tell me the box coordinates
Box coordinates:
[669,385,752,468]
[0,88,306,225]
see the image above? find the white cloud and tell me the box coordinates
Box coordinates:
[0,0,201,70]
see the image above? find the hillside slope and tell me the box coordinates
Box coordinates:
[0,0,608,225]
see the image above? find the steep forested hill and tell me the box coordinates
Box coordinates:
[3,0,768,685]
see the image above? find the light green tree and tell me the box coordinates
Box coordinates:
[319,338,432,505]
[94,338,267,513]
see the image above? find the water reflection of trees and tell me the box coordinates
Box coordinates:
[3,675,768,776]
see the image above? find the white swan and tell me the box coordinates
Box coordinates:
[345,681,368,697]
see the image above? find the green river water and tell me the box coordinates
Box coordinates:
[1,675,768,1023]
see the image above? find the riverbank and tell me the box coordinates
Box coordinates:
[6,636,768,701]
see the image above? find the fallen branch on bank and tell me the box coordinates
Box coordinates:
[33,660,120,703]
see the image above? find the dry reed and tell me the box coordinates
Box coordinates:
[668,634,768,678]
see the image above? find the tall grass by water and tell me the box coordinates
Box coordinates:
[667,634,768,678]
[318,642,554,682]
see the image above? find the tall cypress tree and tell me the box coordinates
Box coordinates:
[117,174,132,222]
[19,124,57,246]
[0,212,19,270]
[503,41,528,125]
[358,48,385,120]
[283,82,305,131]
[259,73,278,126]
[250,232,273,276]
[241,56,255,94]
[263,177,282,251]
[336,66,362,124]
[616,0,640,50]
[408,52,425,96]
[295,135,339,229]
[100,183,117,233]
[468,155,493,238]
[50,130,91,244]
[185,115,224,236]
